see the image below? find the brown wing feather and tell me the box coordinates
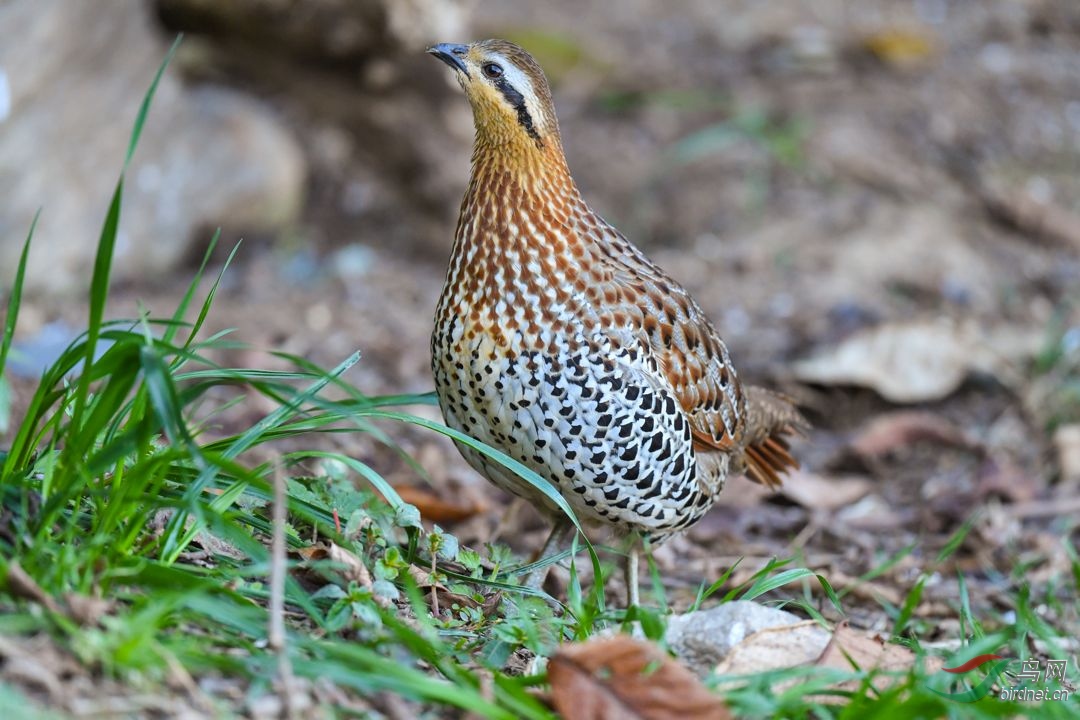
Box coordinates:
[585,221,806,488]
[587,228,746,451]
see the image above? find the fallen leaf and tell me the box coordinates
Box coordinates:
[297,541,372,587]
[407,565,484,614]
[667,602,818,677]
[794,320,968,402]
[548,636,732,720]
[823,570,903,606]
[793,320,1036,402]
[1053,424,1080,492]
[859,29,936,68]
[835,494,906,529]
[3,561,62,614]
[849,411,979,458]
[975,456,1040,503]
[713,474,774,508]
[817,623,942,676]
[778,470,872,511]
[63,593,113,626]
[707,612,942,702]
[713,621,831,676]
[394,485,489,524]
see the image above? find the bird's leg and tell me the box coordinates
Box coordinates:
[522,519,576,590]
[626,544,640,608]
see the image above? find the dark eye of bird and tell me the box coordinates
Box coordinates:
[482,62,504,79]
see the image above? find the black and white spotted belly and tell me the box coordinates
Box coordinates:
[432,320,728,538]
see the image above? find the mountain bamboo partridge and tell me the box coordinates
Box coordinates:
[428,39,806,605]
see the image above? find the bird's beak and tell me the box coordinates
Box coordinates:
[427,43,470,77]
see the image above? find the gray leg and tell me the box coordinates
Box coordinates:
[626,545,640,608]
[523,519,576,590]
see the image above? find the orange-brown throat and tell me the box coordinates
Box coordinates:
[436,127,595,352]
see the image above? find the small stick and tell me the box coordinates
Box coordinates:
[269,463,297,718]
[431,551,440,617]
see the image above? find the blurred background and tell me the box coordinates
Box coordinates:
[2,0,1080,606]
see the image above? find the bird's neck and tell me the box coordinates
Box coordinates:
[468,131,576,198]
[455,133,591,262]
[437,135,594,329]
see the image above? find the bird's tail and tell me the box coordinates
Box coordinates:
[739,386,808,490]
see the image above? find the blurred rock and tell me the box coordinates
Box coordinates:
[154,0,473,259]
[155,0,469,60]
[0,0,305,296]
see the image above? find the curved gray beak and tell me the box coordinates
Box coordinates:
[427,43,470,77]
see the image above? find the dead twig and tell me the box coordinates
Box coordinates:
[269,463,298,719]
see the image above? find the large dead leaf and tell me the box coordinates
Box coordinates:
[849,411,978,458]
[778,470,871,511]
[707,614,943,702]
[548,636,732,720]
[394,485,489,524]
[816,624,943,687]
[713,621,830,676]
[793,319,1036,402]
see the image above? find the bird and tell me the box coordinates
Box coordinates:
[427,39,806,606]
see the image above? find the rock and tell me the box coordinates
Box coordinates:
[156,0,469,60]
[665,600,828,677]
[154,0,472,260]
[0,0,305,296]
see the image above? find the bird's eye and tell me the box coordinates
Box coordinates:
[481,62,504,79]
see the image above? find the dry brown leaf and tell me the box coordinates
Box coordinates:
[793,320,1036,402]
[297,541,372,587]
[794,320,969,402]
[713,621,830,676]
[835,493,906,529]
[549,636,732,720]
[394,485,489,523]
[63,593,113,626]
[407,565,484,614]
[3,561,63,614]
[849,411,978,458]
[823,571,903,606]
[778,470,871,511]
[817,624,942,677]
[975,456,1040,503]
[710,617,942,702]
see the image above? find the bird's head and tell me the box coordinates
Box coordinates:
[428,39,560,153]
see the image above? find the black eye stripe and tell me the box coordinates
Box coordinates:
[492,77,541,143]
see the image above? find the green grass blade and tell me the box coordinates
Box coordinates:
[740,567,817,602]
[0,210,37,377]
[125,35,183,168]
[163,228,221,346]
[358,409,583,534]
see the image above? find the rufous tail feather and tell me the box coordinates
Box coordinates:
[740,385,808,490]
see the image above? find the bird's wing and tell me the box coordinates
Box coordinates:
[589,225,803,487]
[582,227,746,452]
